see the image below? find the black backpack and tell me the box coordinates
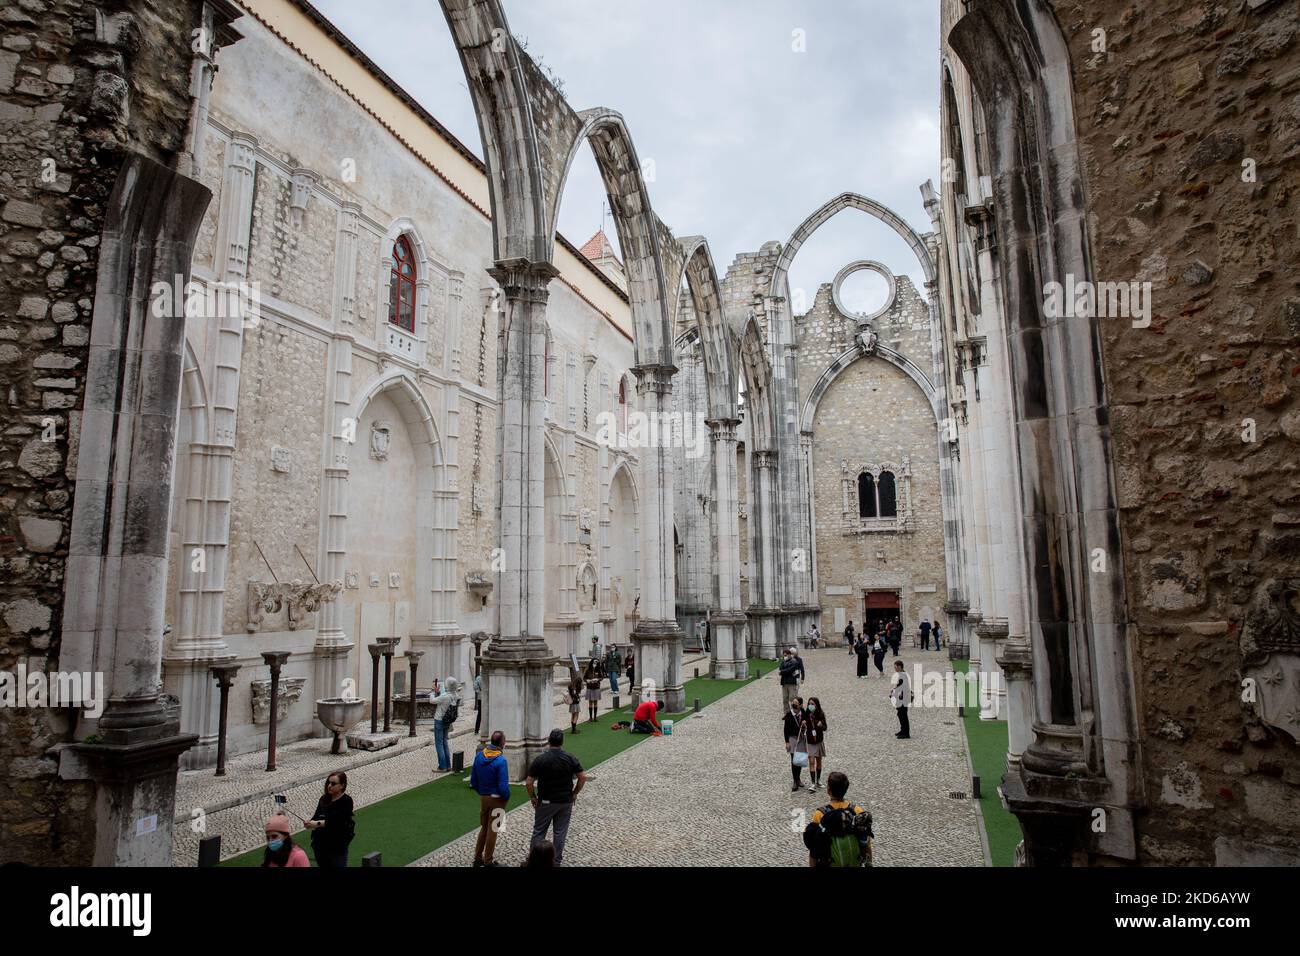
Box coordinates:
[443,699,459,727]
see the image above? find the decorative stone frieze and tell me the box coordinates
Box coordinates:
[246,579,343,632]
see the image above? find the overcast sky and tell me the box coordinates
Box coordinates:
[311,0,940,311]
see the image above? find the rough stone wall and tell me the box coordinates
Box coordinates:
[1053,0,1300,863]
[244,161,337,314]
[0,0,204,864]
[806,352,948,634]
[222,322,328,633]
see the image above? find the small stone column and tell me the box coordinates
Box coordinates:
[210,663,240,777]
[368,643,382,734]
[405,650,423,738]
[380,638,400,733]
[261,651,291,772]
[996,639,1034,772]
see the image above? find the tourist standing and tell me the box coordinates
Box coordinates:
[469,730,510,867]
[872,634,887,676]
[583,659,603,723]
[473,672,482,735]
[605,644,622,695]
[807,622,821,649]
[854,634,872,678]
[526,728,587,865]
[783,697,807,792]
[933,621,943,650]
[626,651,635,690]
[844,620,856,655]
[888,620,902,657]
[306,771,355,868]
[802,697,828,791]
[919,617,932,650]
[890,660,912,738]
[565,676,581,735]
[429,676,461,772]
[779,646,804,714]
[801,771,873,868]
[703,619,711,652]
[262,814,309,868]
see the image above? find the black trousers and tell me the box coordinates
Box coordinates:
[896,706,910,737]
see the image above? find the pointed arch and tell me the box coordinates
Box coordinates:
[739,315,775,451]
[671,235,737,421]
[800,344,941,433]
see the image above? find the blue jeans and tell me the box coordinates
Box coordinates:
[434,718,450,770]
[608,672,619,695]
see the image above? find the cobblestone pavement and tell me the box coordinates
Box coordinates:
[173,655,710,865]
[414,647,985,867]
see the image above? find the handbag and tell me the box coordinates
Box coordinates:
[791,726,810,768]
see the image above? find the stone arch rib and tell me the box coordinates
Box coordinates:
[800,345,939,435]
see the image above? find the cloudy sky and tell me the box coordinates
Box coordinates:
[312,0,940,311]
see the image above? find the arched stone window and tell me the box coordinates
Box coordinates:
[843,460,913,534]
[858,473,877,518]
[388,235,416,332]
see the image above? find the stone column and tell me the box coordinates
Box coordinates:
[746,449,781,659]
[996,638,1034,772]
[629,365,684,712]
[313,201,361,721]
[481,261,558,777]
[707,418,747,679]
[58,155,208,865]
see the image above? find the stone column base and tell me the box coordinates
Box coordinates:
[631,619,684,711]
[708,611,748,679]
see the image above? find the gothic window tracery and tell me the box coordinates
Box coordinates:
[388,235,416,332]
[843,459,913,534]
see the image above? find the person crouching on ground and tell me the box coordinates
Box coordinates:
[470,730,510,866]
[631,697,664,734]
[262,814,309,867]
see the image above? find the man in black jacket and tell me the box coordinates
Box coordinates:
[779,646,805,715]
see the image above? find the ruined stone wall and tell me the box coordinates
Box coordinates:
[0,0,204,864]
[1011,0,1300,865]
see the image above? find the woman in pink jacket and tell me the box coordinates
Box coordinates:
[262,814,310,867]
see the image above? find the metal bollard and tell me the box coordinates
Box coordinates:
[362,851,382,867]
[693,667,699,678]
[198,835,221,868]
[694,698,700,713]
[452,750,464,772]
[612,695,620,711]
[972,774,981,799]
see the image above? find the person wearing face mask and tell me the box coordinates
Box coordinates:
[783,697,807,793]
[802,697,828,791]
[262,814,310,867]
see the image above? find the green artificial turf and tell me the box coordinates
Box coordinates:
[224,661,768,867]
[951,659,1022,867]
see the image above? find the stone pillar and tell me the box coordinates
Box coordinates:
[58,155,208,865]
[996,639,1034,772]
[707,418,747,679]
[747,449,781,659]
[481,261,558,778]
[313,202,361,722]
[630,364,684,712]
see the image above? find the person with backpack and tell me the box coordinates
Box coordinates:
[305,771,355,868]
[890,660,912,738]
[802,771,873,867]
[470,730,510,867]
[779,646,805,714]
[430,676,461,772]
[783,696,807,792]
[844,620,856,655]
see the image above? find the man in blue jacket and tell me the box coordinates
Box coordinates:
[470,730,510,867]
